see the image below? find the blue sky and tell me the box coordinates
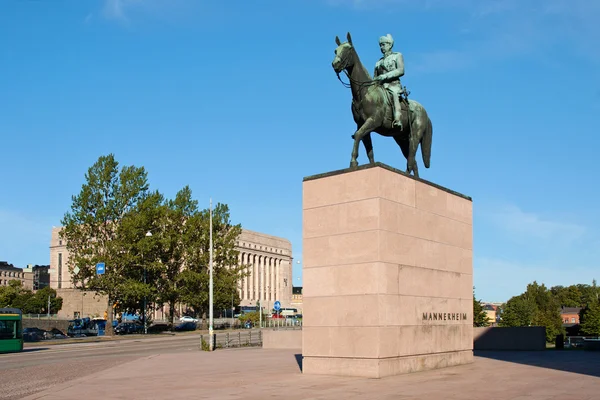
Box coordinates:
[1,0,599,303]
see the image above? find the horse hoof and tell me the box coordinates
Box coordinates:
[350,161,358,168]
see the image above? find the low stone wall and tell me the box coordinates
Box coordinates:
[473,326,546,351]
[23,318,70,333]
[262,329,302,349]
[583,339,600,351]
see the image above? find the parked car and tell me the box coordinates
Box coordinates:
[174,321,197,331]
[114,322,144,335]
[48,328,67,339]
[179,316,198,323]
[22,327,48,342]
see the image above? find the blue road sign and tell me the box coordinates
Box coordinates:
[273,301,281,311]
[96,262,105,275]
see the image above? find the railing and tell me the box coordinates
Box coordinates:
[200,329,263,349]
[261,318,302,328]
[23,314,60,319]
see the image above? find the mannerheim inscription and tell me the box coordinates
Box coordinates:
[422,312,468,322]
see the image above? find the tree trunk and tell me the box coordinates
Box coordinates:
[169,301,175,329]
[105,295,114,336]
[201,311,207,330]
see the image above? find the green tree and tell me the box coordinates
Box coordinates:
[27,287,63,314]
[0,280,23,308]
[550,285,582,308]
[178,202,246,328]
[114,190,165,325]
[500,281,564,342]
[473,288,491,327]
[0,281,62,314]
[580,301,600,336]
[499,295,535,327]
[148,186,199,327]
[60,154,150,335]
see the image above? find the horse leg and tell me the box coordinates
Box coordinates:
[350,118,377,168]
[393,136,409,169]
[362,133,375,164]
[408,135,420,178]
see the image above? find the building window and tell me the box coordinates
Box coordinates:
[58,253,63,289]
[571,317,576,323]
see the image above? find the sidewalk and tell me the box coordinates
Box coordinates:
[23,348,600,400]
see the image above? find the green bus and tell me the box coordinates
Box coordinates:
[0,308,23,353]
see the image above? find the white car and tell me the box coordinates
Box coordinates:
[179,316,198,323]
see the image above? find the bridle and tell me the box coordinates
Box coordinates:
[334,47,379,90]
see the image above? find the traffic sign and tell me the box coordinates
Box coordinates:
[96,262,105,275]
[273,301,281,311]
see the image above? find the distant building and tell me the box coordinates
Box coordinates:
[483,303,498,325]
[560,306,582,324]
[291,286,303,314]
[49,226,294,320]
[0,261,32,289]
[22,264,50,290]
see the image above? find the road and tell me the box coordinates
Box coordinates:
[0,330,262,400]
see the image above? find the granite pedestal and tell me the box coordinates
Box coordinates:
[301,163,474,378]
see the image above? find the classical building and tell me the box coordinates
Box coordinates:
[0,261,32,289]
[49,226,293,319]
[236,229,293,310]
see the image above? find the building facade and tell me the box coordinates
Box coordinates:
[561,307,582,324]
[49,226,293,319]
[291,286,303,314]
[22,264,50,290]
[236,229,293,310]
[0,261,33,289]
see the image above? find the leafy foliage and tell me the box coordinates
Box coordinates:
[60,154,152,334]
[177,202,246,325]
[550,281,599,308]
[0,281,63,314]
[580,301,600,336]
[579,280,600,336]
[499,281,564,342]
[59,154,247,333]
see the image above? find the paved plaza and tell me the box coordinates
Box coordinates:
[22,347,600,400]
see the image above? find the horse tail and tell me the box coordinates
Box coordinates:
[421,116,433,168]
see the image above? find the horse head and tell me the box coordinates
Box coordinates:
[332,32,355,74]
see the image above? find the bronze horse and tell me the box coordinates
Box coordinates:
[331,32,433,177]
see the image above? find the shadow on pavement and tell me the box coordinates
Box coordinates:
[21,347,50,353]
[474,349,600,378]
[294,354,303,372]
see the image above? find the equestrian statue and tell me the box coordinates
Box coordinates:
[331,32,433,178]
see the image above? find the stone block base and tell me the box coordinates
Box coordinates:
[301,163,474,378]
[303,350,473,378]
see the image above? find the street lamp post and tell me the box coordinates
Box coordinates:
[144,230,152,335]
[209,198,214,351]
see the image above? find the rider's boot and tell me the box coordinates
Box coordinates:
[393,95,403,130]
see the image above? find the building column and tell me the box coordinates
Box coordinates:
[252,254,257,302]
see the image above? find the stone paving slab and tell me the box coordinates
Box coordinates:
[23,348,600,400]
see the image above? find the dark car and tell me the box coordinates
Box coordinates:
[23,327,48,341]
[48,328,67,339]
[174,322,197,331]
[114,322,144,335]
